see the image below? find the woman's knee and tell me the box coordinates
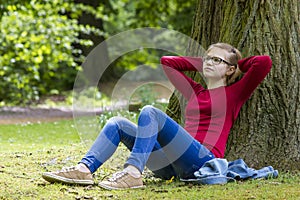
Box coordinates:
[140,105,162,118]
[103,117,126,133]
[105,116,137,137]
[106,116,120,125]
[140,105,156,113]
[138,105,157,123]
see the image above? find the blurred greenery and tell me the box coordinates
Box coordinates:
[0,0,97,104]
[0,0,196,105]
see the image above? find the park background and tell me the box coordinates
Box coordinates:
[0,0,299,199]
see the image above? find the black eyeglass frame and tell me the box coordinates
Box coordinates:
[203,56,236,67]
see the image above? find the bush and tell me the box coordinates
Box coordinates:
[0,0,98,104]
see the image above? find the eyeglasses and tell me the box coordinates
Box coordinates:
[203,56,235,66]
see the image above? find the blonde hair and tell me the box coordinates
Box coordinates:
[206,43,242,85]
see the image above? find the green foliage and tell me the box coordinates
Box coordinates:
[0,0,98,104]
[130,84,169,110]
[101,0,197,72]
[102,0,196,34]
[0,0,197,105]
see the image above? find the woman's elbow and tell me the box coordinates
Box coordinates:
[256,55,272,72]
[160,56,172,66]
[261,55,272,69]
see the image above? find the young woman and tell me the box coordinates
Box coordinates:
[42,43,272,190]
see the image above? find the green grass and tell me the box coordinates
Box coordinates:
[0,119,300,200]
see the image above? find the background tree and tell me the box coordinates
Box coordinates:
[0,0,197,104]
[167,0,300,171]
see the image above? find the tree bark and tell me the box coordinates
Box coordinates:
[167,0,300,171]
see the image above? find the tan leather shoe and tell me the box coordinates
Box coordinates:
[98,171,144,190]
[42,166,94,185]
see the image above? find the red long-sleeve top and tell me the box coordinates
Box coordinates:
[161,56,272,158]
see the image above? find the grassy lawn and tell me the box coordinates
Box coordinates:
[0,119,299,200]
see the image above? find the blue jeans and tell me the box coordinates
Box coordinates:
[80,105,215,179]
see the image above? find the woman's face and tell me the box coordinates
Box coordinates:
[203,47,235,80]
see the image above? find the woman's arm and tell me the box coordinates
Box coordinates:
[161,56,203,99]
[234,55,272,101]
[161,56,203,72]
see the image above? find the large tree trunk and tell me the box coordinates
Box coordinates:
[167,0,300,171]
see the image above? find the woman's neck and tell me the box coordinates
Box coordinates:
[206,78,226,89]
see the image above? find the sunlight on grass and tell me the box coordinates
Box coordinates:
[0,119,299,199]
[0,120,80,151]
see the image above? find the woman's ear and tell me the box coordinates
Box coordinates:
[226,66,236,76]
[227,67,242,85]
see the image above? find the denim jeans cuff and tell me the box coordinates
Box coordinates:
[79,160,96,174]
[124,159,143,173]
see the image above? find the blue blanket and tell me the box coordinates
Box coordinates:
[181,158,278,185]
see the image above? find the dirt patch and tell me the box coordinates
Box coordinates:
[0,106,99,124]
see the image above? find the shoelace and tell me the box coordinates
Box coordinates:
[60,166,77,172]
[108,171,128,182]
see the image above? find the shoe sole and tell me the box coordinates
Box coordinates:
[98,182,145,190]
[42,172,94,185]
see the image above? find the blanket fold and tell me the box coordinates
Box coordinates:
[181,158,278,185]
